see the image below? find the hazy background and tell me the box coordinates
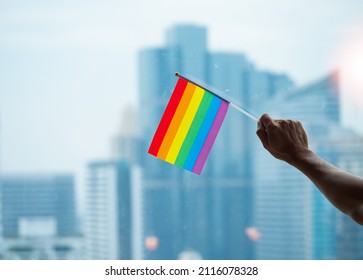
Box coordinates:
[2,0,363,173]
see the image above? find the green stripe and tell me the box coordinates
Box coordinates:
[174,91,213,167]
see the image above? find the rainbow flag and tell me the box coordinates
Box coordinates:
[148,76,229,175]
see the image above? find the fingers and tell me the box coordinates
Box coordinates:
[256,113,309,162]
[256,120,268,148]
[260,113,274,128]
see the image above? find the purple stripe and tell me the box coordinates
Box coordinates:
[192,101,229,174]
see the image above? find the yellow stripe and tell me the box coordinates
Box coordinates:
[157,83,196,160]
[165,86,205,163]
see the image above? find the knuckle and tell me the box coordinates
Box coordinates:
[279,121,290,128]
[260,114,269,122]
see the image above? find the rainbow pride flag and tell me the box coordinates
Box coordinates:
[148,75,229,175]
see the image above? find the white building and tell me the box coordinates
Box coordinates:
[84,161,142,259]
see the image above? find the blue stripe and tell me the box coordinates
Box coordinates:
[183,95,222,171]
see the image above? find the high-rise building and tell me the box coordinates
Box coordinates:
[166,25,207,81]
[84,160,142,259]
[112,107,142,165]
[138,24,294,259]
[327,134,363,259]
[138,24,363,260]
[252,74,339,259]
[253,141,312,259]
[253,73,363,259]
[139,25,211,260]
[1,174,81,259]
[248,69,294,110]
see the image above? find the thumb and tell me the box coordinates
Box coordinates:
[260,113,275,131]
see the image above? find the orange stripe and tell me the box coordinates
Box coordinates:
[157,82,196,159]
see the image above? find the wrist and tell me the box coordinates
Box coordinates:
[287,148,314,167]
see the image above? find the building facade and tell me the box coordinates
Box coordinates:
[1,174,81,259]
[138,24,363,260]
[253,73,363,259]
[85,161,142,259]
[138,24,294,259]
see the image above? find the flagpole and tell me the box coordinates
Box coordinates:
[175,72,259,122]
[229,103,259,122]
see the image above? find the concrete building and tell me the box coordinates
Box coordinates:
[1,174,81,259]
[253,73,363,259]
[84,161,142,259]
[138,24,293,259]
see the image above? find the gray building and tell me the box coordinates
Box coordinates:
[1,174,81,259]
[138,24,363,260]
[138,24,294,259]
[324,133,363,259]
[112,107,142,165]
[253,73,363,259]
[1,174,78,237]
[85,161,142,259]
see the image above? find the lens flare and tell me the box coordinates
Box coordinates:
[245,227,261,241]
[336,26,363,108]
[144,236,159,251]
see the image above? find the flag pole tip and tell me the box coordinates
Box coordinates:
[175,72,180,77]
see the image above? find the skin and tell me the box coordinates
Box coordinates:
[256,113,363,226]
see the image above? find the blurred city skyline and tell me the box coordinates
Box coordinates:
[1,0,363,173]
[1,18,363,259]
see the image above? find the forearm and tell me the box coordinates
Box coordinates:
[257,114,363,225]
[289,150,363,225]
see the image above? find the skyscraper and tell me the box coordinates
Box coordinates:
[112,107,142,165]
[139,25,212,259]
[85,160,142,259]
[328,134,363,259]
[138,24,294,259]
[253,73,363,259]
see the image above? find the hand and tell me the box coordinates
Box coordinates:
[256,113,310,164]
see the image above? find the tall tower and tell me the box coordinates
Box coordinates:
[252,73,360,259]
[112,107,141,165]
[138,25,211,260]
[85,161,142,259]
[138,24,294,259]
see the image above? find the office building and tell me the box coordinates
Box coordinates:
[112,107,142,165]
[2,174,78,237]
[1,174,81,259]
[253,73,363,259]
[84,160,142,259]
[138,24,294,259]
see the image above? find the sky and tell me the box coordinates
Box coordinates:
[1,0,363,173]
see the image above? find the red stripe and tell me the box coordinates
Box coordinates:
[148,78,188,156]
